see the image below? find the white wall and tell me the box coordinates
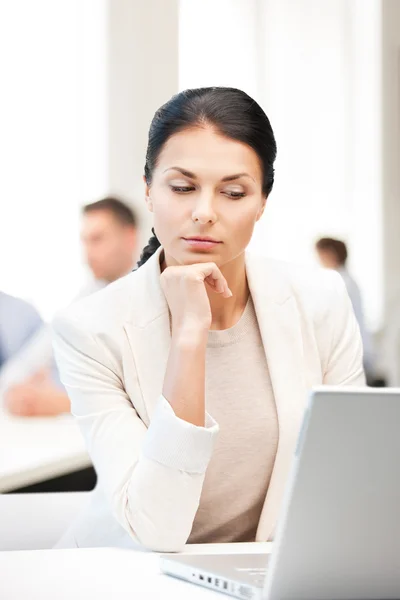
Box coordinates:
[78,0,109,204]
[179,0,260,100]
[0,0,179,319]
[380,0,400,382]
[252,0,352,264]
[0,1,105,319]
[179,0,384,332]
[107,0,179,250]
[254,0,383,333]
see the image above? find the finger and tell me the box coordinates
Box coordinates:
[195,262,223,282]
[212,276,226,294]
[223,286,233,298]
[221,281,232,298]
[199,264,231,296]
[208,268,229,294]
[204,276,224,294]
[208,271,231,297]
[205,274,232,297]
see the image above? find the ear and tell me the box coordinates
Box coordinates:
[255,196,268,222]
[143,175,153,213]
[126,226,137,249]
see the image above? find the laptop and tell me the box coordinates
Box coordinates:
[161,387,400,599]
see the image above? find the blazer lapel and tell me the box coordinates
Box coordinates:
[123,249,171,425]
[246,254,308,541]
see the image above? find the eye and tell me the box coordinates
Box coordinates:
[224,190,246,199]
[170,185,195,193]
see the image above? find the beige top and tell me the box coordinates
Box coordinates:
[189,296,279,544]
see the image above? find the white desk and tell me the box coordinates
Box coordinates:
[0,543,272,599]
[0,404,91,492]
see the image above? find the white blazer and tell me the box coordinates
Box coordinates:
[52,248,365,551]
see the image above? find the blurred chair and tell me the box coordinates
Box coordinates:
[0,491,91,550]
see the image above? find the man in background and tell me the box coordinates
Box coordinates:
[4,197,139,416]
[79,197,138,296]
[315,237,376,383]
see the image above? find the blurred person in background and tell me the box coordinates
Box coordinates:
[0,291,69,415]
[315,237,376,384]
[79,197,138,296]
[0,291,43,364]
[4,197,139,416]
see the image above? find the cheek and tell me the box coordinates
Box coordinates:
[228,204,261,239]
[153,188,189,221]
[153,202,173,230]
[152,196,181,242]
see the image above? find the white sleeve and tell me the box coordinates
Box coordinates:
[320,271,366,386]
[52,312,219,552]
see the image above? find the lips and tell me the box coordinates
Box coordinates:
[182,237,222,250]
[183,237,221,243]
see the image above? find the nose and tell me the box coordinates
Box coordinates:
[192,192,217,225]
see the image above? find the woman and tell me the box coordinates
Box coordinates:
[53,87,365,551]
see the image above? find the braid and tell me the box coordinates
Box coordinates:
[136,228,161,268]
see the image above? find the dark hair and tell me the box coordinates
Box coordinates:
[316,237,348,266]
[137,86,277,268]
[83,196,137,228]
[136,228,161,268]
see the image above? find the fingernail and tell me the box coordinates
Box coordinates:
[228,289,233,297]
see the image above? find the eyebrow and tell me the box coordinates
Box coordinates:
[163,167,256,183]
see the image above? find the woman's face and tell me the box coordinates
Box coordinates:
[144,126,266,268]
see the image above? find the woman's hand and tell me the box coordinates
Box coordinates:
[160,262,232,335]
[161,262,232,426]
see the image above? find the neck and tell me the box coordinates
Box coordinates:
[208,253,249,330]
[106,261,135,284]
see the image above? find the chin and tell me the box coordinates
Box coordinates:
[92,270,106,280]
[165,244,240,269]
[182,249,222,263]
[175,254,231,271]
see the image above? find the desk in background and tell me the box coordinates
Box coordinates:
[0,543,273,600]
[0,402,91,493]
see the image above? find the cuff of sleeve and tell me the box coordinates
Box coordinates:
[142,396,219,474]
